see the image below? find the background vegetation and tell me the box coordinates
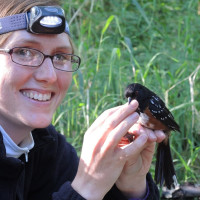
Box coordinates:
[53,0,200,195]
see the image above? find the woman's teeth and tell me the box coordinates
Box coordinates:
[22,91,51,101]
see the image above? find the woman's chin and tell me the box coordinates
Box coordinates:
[26,118,52,130]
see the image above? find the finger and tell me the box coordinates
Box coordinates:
[121,133,148,158]
[84,106,122,142]
[128,124,165,143]
[118,123,142,148]
[87,100,138,135]
[127,123,144,136]
[87,106,120,131]
[102,112,139,151]
[154,130,166,143]
[104,100,138,130]
[146,129,157,142]
[88,100,139,140]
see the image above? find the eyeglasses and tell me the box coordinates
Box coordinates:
[0,47,81,72]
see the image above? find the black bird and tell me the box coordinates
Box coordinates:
[124,83,180,189]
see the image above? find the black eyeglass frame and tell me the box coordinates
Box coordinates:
[0,47,81,72]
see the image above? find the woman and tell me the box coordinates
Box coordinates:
[0,0,166,199]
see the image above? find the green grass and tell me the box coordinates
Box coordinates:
[53,0,200,190]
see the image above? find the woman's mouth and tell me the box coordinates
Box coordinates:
[20,90,53,101]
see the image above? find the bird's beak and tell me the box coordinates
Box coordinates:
[128,97,132,105]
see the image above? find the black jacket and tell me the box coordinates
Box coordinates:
[0,125,160,200]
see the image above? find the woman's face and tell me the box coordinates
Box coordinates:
[0,30,72,133]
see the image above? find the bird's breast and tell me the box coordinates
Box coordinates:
[138,112,155,129]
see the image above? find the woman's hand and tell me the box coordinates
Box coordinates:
[72,100,141,200]
[71,99,166,200]
[116,125,166,199]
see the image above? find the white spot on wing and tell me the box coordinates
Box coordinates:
[152,96,159,101]
[150,99,155,105]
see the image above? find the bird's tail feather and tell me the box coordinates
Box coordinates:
[155,139,177,189]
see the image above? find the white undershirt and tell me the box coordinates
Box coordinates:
[0,125,34,162]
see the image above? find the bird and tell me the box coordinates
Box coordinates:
[124,83,180,189]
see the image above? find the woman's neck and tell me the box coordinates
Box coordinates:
[0,123,32,145]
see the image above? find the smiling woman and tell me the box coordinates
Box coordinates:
[0,30,73,144]
[0,0,165,200]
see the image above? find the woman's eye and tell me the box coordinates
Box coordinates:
[15,48,32,57]
[54,54,66,61]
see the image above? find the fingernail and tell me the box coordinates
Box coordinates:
[139,134,148,144]
[150,132,156,140]
[158,131,166,138]
[129,99,139,108]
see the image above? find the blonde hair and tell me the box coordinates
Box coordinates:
[0,0,70,46]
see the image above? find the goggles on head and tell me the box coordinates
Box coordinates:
[0,6,70,35]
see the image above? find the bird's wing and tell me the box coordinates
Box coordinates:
[148,95,180,131]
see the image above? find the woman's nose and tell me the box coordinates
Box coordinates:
[33,57,57,84]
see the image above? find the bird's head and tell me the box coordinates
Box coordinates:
[124,83,148,104]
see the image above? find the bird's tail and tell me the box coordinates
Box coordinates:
[155,138,178,189]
